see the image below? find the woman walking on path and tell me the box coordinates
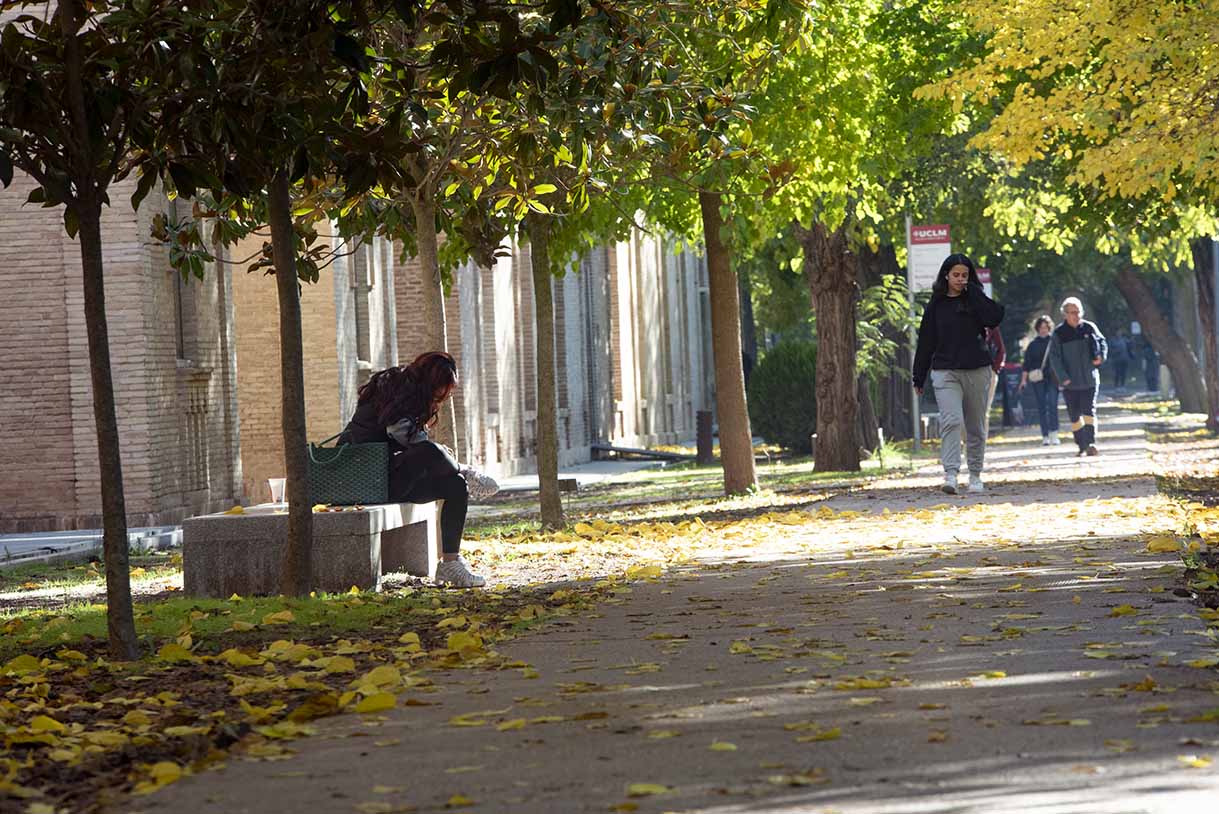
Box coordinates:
[341,352,498,588]
[1020,315,1061,446]
[913,254,1006,495]
[1049,298,1108,457]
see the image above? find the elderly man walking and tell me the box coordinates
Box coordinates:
[1049,297,1108,456]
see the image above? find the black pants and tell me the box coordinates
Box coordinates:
[390,441,468,554]
[1063,385,1098,451]
[1113,361,1127,389]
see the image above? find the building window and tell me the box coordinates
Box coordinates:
[185,375,210,492]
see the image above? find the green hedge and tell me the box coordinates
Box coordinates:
[747,340,817,452]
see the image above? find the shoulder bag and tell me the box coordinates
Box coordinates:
[1027,337,1051,383]
[307,432,389,506]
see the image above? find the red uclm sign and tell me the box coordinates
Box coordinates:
[910,225,951,245]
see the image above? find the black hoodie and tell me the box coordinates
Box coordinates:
[912,274,1005,389]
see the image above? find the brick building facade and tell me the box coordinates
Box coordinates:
[0,179,241,532]
[0,167,713,527]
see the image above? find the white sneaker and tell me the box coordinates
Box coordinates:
[967,475,985,493]
[941,474,959,495]
[460,466,500,501]
[435,557,486,588]
[1050,434,1061,445]
[1041,435,1052,446]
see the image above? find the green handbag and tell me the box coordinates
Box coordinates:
[307,432,389,506]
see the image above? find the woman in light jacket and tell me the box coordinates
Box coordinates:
[913,254,1006,494]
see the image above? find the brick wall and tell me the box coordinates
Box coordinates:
[229,230,343,503]
[0,175,240,531]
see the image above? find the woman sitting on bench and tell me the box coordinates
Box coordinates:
[341,352,497,588]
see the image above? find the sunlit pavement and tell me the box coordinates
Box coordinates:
[138,407,1219,814]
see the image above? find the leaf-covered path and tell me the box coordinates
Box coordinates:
[139,411,1219,814]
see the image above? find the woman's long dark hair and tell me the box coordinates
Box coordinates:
[931,253,981,296]
[357,351,458,427]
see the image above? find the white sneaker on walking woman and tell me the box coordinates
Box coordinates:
[942,473,959,495]
[435,556,486,588]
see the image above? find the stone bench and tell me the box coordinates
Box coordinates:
[182,501,442,598]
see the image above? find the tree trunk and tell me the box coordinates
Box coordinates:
[698,190,758,494]
[409,194,458,451]
[61,0,138,660]
[1191,238,1219,431]
[77,200,140,660]
[1115,266,1208,414]
[796,220,860,472]
[269,169,314,596]
[525,213,565,529]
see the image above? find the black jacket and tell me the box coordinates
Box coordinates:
[912,280,1005,389]
[1050,320,1108,391]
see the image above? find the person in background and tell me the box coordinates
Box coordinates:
[1109,329,1132,392]
[1049,298,1108,457]
[1142,337,1160,392]
[1019,315,1060,446]
[982,326,1005,437]
[340,352,498,588]
[913,253,1006,495]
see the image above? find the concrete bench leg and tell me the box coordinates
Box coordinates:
[312,533,382,593]
[381,500,443,580]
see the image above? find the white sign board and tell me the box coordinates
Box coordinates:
[977,267,992,298]
[907,224,951,293]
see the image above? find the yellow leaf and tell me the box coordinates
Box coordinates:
[729,640,753,654]
[355,693,397,714]
[647,729,680,739]
[56,649,87,662]
[316,656,356,674]
[131,761,183,795]
[355,804,394,814]
[357,665,402,689]
[262,610,295,625]
[927,730,949,743]
[123,710,152,727]
[29,715,66,733]
[155,643,194,663]
[1110,605,1138,617]
[1178,754,1212,769]
[445,794,476,807]
[446,631,484,655]
[3,654,44,675]
[795,727,841,742]
[709,741,737,751]
[496,718,527,731]
[223,505,245,515]
[626,783,671,797]
[229,620,256,632]
[610,805,640,813]
[1146,536,1180,553]
[218,648,262,668]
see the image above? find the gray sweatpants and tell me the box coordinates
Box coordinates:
[930,366,992,477]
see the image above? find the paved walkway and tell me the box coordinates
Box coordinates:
[139,413,1219,814]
